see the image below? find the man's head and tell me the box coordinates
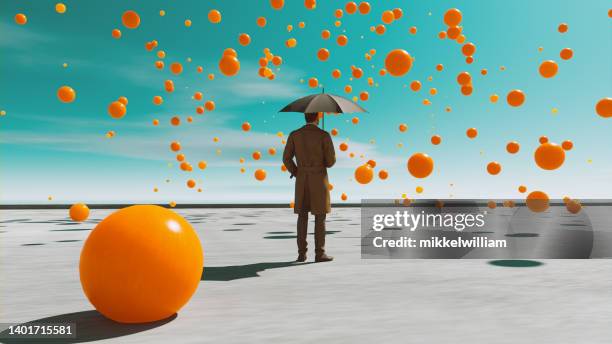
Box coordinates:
[304,112,320,125]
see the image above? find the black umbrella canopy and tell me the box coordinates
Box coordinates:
[279,92,367,114]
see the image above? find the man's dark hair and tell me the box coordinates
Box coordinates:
[304,112,319,123]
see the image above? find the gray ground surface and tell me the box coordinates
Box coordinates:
[1,208,611,343]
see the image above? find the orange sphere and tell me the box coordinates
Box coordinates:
[518,185,527,193]
[486,161,502,175]
[559,48,573,60]
[254,169,267,181]
[539,136,549,144]
[256,17,267,27]
[366,159,376,168]
[170,62,183,75]
[252,151,262,160]
[385,49,413,76]
[108,101,126,119]
[456,72,471,85]
[187,179,196,188]
[205,101,215,111]
[539,60,558,78]
[351,116,359,124]
[443,8,462,26]
[407,153,434,178]
[170,141,181,152]
[219,55,240,76]
[330,128,338,136]
[238,33,251,46]
[15,13,28,25]
[506,141,520,154]
[534,143,565,170]
[121,10,141,29]
[558,23,568,33]
[112,29,122,39]
[270,0,285,10]
[410,81,421,91]
[526,191,549,213]
[317,48,330,61]
[80,205,203,323]
[339,142,348,151]
[198,161,207,170]
[354,164,374,184]
[242,122,251,131]
[461,43,476,56]
[345,2,357,14]
[507,89,525,107]
[381,10,395,24]
[337,35,348,46]
[595,98,612,118]
[466,127,478,139]
[70,203,90,222]
[399,123,408,132]
[308,77,319,88]
[57,86,76,103]
[358,2,371,14]
[378,169,389,180]
[431,135,442,145]
[566,199,582,214]
[208,9,222,23]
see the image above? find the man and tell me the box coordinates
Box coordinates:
[282,112,336,262]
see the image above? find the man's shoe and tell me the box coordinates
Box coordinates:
[315,254,333,262]
[296,254,307,262]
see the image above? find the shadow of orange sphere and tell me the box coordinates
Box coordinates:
[79,205,203,323]
[534,143,565,170]
[407,153,434,178]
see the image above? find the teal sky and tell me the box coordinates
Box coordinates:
[1,0,610,204]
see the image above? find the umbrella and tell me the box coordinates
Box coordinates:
[279,88,367,129]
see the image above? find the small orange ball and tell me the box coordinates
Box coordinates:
[486,162,502,175]
[595,98,612,118]
[254,169,267,181]
[108,101,126,119]
[70,203,90,222]
[122,10,141,29]
[466,127,478,139]
[378,169,389,180]
[526,191,549,213]
[57,86,76,103]
[208,9,222,23]
[431,135,442,145]
[534,143,565,170]
[507,89,525,107]
[506,141,520,154]
[407,153,434,179]
[354,164,374,184]
[385,49,413,77]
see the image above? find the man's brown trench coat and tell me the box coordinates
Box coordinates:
[282,124,336,215]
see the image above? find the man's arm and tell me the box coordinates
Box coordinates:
[323,132,336,168]
[282,133,298,177]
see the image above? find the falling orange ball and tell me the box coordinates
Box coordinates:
[534,143,565,170]
[461,43,476,56]
[122,10,141,29]
[518,185,527,193]
[443,8,462,26]
[170,141,181,152]
[341,193,348,201]
[431,135,442,145]
[595,98,612,118]
[70,203,90,222]
[526,191,549,213]
[358,2,371,14]
[559,48,573,60]
[57,86,76,103]
[241,122,251,131]
[381,10,395,24]
[539,136,549,144]
[238,33,251,46]
[561,140,573,151]
[456,72,471,85]
[539,60,558,78]
[507,90,525,107]
[466,127,478,139]
[407,153,434,178]
[208,9,222,23]
[337,35,348,46]
[79,205,203,323]
[112,29,122,39]
[339,142,348,151]
[399,123,408,132]
[354,164,374,184]
[410,81,421,91]
[252,151,262,160]
[15,13,28,25]
[187,179,196,188]
[219,55,240,76]
[385,49,413,77]
[317,48,330,61]
[254,169,267,181]
[558,23,568,33]
[170,62,183,75]
[351,116,359,124]
[108,101,126,119]
[486,162,502,175]
[378,169,389,180]
[256,17,267,27]
[270,0,285,10]
[506,141,520,154]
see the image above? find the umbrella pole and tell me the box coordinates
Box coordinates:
[323,113,325,130]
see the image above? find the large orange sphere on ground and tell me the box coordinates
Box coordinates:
[80,205,203,323]
[384,49,413,76]
[354,164,374,184]
[526,191,549,213]
[407,153,434,178]
[70,203,90,222]
[534,143,565,170]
